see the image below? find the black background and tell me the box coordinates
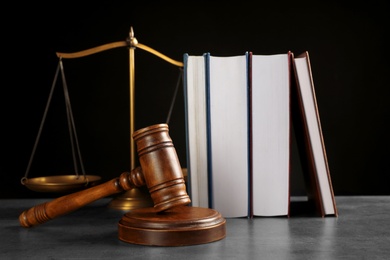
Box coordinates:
[2,1,389,198]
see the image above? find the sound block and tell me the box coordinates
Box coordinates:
[118,206,226,246]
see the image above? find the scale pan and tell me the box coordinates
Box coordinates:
[22,175,102,193]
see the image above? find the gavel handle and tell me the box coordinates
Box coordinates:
[19,168,144,228]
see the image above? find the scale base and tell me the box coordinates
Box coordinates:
[118,206,226,246]
[108,187,154,210]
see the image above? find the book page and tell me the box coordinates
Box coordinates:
[184,54,209,208]
[208,54,249,217]
[252,54,290,216]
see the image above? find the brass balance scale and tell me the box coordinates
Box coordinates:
[21,27,185,209]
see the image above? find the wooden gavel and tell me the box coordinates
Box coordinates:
[19,123,191,228]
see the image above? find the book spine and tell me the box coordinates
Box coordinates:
[247,51,253,218]
[204,52,213,209]
[182,53,193,205]
[287,51,293,217]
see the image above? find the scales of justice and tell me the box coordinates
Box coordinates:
[19,27,226,246]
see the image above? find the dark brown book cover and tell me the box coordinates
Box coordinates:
[291,51,338,217]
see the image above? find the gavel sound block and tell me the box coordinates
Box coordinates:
[19,123,226,246]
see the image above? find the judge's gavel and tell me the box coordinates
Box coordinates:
[19,123,191,228]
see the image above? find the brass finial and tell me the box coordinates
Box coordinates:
[128,26,138,48]
[129,26,134,39]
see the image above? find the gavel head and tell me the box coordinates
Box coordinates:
[132,123,191,212]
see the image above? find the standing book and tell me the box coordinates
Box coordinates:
[206,53,250,218]
[183,53,209,208]
[250,52,292,217]
[291,51,338,216]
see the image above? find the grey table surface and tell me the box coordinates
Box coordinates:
[1,196,389,259]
